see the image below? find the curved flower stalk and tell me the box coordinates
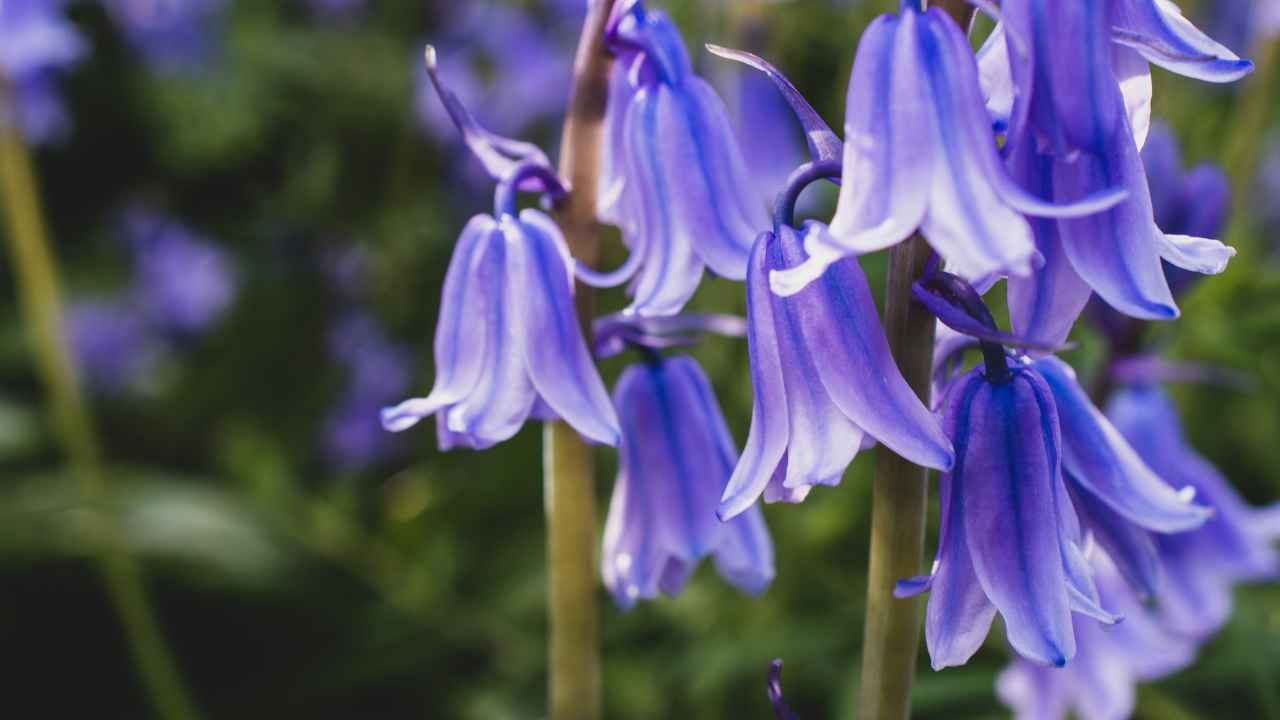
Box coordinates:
[770,2,1124,296]
[382,49,619,449]
[0,0,86,144]
[587,0,769,316]
[718,163,954,521]
[996,550,1200,720]
[602,351,774,608]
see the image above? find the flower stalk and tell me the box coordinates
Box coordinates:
[0,81,201,720]
[857,4,971,717]
[545,1,618,718]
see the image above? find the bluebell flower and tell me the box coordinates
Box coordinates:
[387,48,619,449]
[381,206,620,450]
[587,0,768,316]
[899,357,1118,669]
[602,353,774,608]
[719,171,954,519]
[899,323,1206,668]
[102,0,224,72]
[770,2,1123,295]
[0,0,86,144]
[65,298,164,393]
[982,3,1243,339]
[996,550,1199,720]
[123,209,238,336]
[1107,383,1280,638]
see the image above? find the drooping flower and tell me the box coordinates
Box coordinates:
[1107,383,1280,638]
[769,1,1123,296]
[384,48,620,450]
[102,0,224,72]
[123,208,238,336]
[602,353,774,608]
[984,2,1243,339]
[719,174,953,519]
[898,356,1118,669]
[900,271,1212,669]
[381,198,620,450]
[0,0,87,144]
[586,0,768,317]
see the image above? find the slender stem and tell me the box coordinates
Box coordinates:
[0,90,202,719]
[545,2,617,719]
[856,235,937,720]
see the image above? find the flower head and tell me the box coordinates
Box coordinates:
[384,49,619,449]
[770,2,1122,296]
[720,165,954,519]
[602,353,774,608]
[0,0,86,144]
[588,0,768,316]
[124,209,238,336]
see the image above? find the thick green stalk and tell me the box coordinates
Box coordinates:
[0,92,202,720]
[857,6,971,716]
[856,235,937,720]
[544,2,617,719]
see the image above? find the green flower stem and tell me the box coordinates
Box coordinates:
[0,87,202,720]
[544,2,618,718]
[856,234,938,720]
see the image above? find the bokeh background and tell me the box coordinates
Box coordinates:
[1,0,1278,717]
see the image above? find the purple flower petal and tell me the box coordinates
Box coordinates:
[959,366,1074,667]
[510,211,620,446]
[1036,357,1211,532]
[382,216,500,432]
[602,355,773,608]
[1112,0,1254,82]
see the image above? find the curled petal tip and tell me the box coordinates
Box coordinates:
[423,44,437,70]
[381,401,428,432]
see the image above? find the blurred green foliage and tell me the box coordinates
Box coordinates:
[0,1,1277,718]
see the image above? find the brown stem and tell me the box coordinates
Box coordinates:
[544,2,618,719]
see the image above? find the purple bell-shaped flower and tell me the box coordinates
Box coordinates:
[382,47,620,450]
[602,350,774,608]
[770,1,1122,296]
[586,0,769,317]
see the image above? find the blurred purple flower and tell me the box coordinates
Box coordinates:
[602,354,774,608]
[102,0,224,72]
[65,298,163,393]
[719,222,952,520]
[0,0,87,144]
[124,209,238,335]
[734,69,806,209]
[325,313,413,469]
[589,1,768,316]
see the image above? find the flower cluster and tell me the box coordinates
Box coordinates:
[396,1,1275,710]
[0,0,86,144]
